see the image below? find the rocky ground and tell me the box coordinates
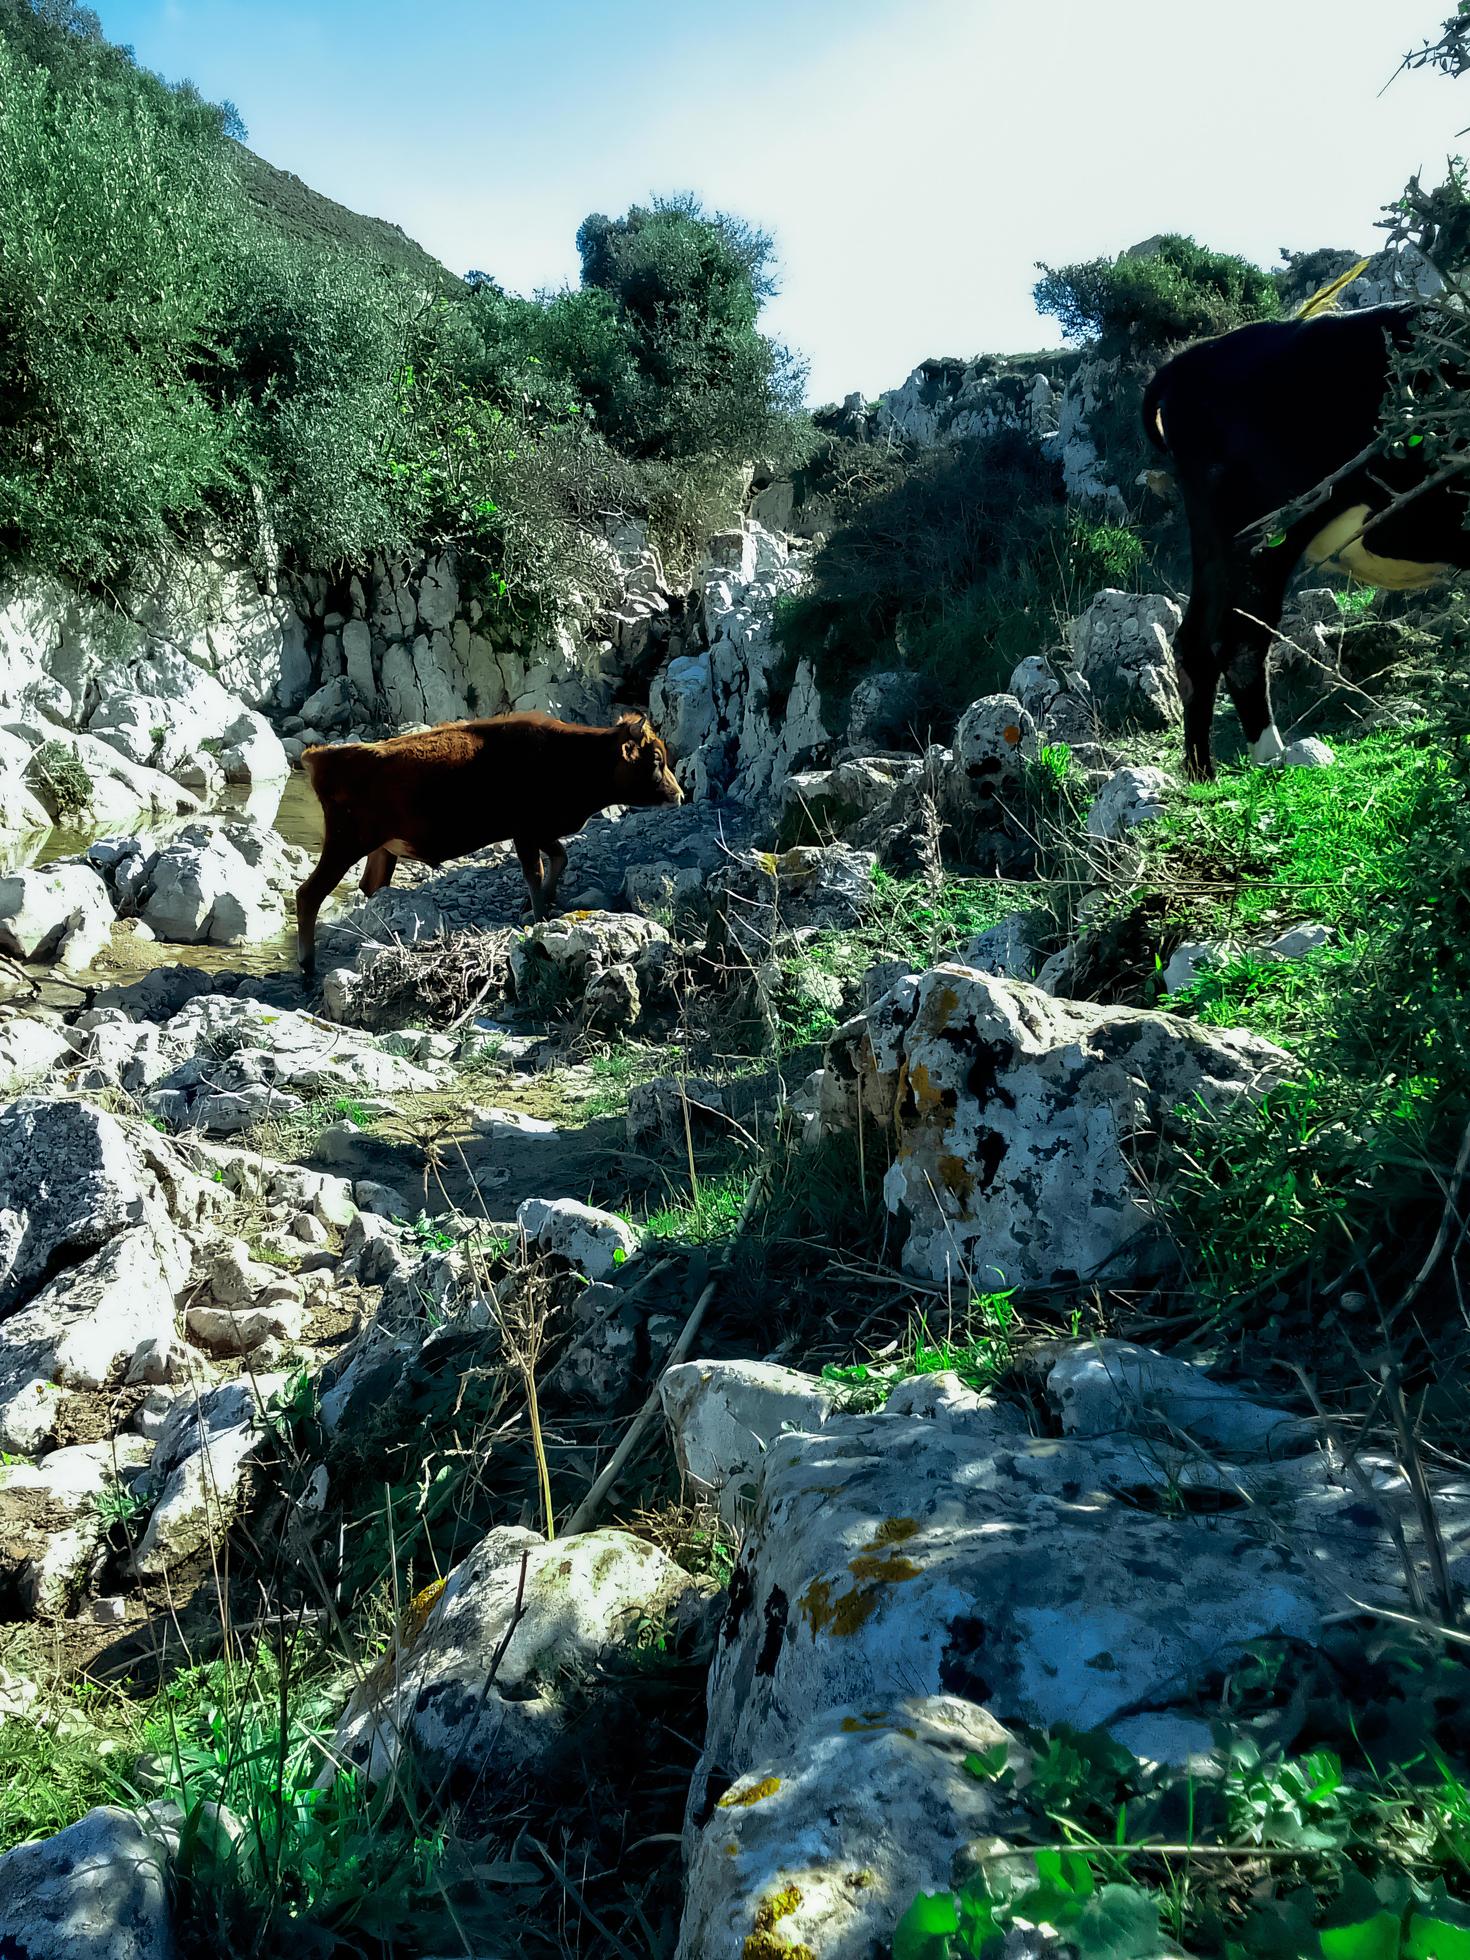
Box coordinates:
[0,517,1464,1960]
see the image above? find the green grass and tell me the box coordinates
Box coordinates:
[639,1172,748,1245]
[1145,729,1439,938]
[821,1294,1021,1412]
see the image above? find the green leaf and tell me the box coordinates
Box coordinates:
[1405,1907,1470,1960]
[963,1745,1010,1782]
[1266,530,1288,547]
[1408,432,1425,446]
[1320,1913,1402,1960]
[1070,1884,1174,1959]
[892,1890,959,1960]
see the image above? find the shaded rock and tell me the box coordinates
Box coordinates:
[0,1805,175,1960]
[707,845,875,966]
[133,1418,261,1578]
[510,911,673,1014]
[0,1437,151,1615]
[332,1526,703,1782]
[1048,1339,1318,1457]
[626,1075,727,1149]
[1087,765,1171,839]
[956,909,1049,981]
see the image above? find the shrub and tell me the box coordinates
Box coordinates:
[1033,233,1281,353]
[775,431,1148,710]
[0,31,238,581]
[573,194,810,465]
[25,739,91,817]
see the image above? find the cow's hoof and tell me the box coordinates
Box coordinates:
[1251,724,1287,767]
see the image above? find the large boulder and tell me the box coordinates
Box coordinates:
[821,967,1289,1288]
[1072,589,1183,731]
[137,819,309,945]
[682,1366,1466,1833]
[0,1102,197,1448]
[331,1525,704,1782]
[0,1805,176,1960]
[0,862,113,968]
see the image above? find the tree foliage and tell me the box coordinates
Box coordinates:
[1033,233,1281,353]
[0,5,806,609]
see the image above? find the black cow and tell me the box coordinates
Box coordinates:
[1142,303,1470,778]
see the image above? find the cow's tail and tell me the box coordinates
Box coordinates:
[1141,366,1171,455]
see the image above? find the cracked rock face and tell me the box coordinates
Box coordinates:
[673,1350,1470,1956]
[821,967,1289,1289]
[1072,589,1183,732]
[678,1695,1018,1960]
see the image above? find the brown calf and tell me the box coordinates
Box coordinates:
[294,709,684,975]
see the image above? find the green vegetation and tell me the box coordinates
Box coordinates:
[25,739,92,817]
[774,427,1151,713]
[897,1634,1470,1959]
[1133,719,1470,1315]
[0,2,806,605]
[821,1293,1020,1411]
[1033,233,1282,354]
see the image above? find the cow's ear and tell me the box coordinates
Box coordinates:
[620,732,641,764]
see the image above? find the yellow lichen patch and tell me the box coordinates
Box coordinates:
[840,1714,894,1733]
[404,1577,445,1642]
[718,1775,781,1809]
[906,1062,946,1113]
[741,1884,814,1960]
[799,1577,835,1632]
[725,1841,741,1857]
[1002,723,1022,744]
[921,983,960,1034]
[846,1869,877,1890]
[847,1552,921,1584]
[867,1517,920,1547]
[937,1153,974,1201]
[757,1885,802,1925]
[757,851,779,875]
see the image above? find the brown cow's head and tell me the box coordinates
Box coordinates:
[612,712,684,807]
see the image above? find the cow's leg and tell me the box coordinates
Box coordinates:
[1171,597,1223,783]
[514,837,547,921]
[358,847,397,898]
[296,838,361,978]
[1220,560,1294,767]
[538,841,569,912]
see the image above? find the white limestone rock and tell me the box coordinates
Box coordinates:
[821,969,1289,1289]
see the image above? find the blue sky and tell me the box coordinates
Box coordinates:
[100,0,1466,402]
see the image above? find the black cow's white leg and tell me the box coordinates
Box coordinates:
[513,838,547,921]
